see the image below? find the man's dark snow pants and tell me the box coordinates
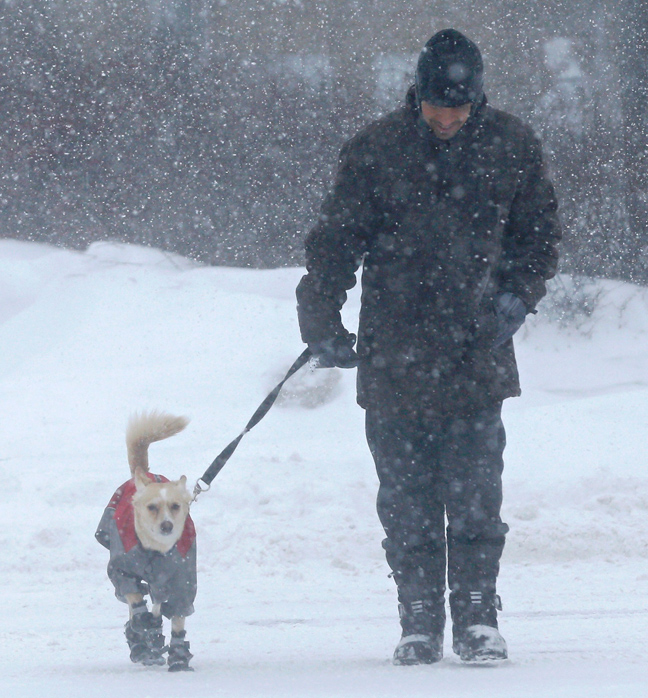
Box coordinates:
[365,403,509,635]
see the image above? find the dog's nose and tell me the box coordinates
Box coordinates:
[160,520,174,535]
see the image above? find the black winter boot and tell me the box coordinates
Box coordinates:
[451,591,507,662]
[125,603,166,666]
[393,599,445,665]
[167,630,194,672]
[394,634,444,665]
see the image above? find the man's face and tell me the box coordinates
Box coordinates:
[420,101,472,140]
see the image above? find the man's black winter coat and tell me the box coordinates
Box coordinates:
[297,90,561,416]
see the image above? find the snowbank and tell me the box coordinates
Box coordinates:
[1,240,647,696]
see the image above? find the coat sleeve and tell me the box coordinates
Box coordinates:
[498,128,562,311]
[296,136,381,344]
[95,506,115,549]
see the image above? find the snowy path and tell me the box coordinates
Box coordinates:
[5,561,647,697]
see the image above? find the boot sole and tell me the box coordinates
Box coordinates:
[459,651,508,664]
[168,663,194,672]
[393,636,443,665]
[393,656,443,666]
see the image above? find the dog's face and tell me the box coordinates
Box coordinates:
[132,468,192,554]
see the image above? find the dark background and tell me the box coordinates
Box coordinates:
[1,1,647,280]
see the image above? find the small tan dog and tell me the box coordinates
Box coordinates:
[96,411,197,671]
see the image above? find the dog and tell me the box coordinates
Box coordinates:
[96,411,196,671]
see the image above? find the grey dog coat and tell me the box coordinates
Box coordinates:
[96,474,197,618]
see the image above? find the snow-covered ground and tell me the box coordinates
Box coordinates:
[1,239,647,697]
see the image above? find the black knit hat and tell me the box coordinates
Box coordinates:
[415,29,484,107]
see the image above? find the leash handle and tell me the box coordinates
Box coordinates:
[193,348,312,500]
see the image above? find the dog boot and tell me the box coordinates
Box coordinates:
[125,603,166,666]
[167,630,194,672]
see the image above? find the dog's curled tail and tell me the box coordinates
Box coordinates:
[126,410,189,475]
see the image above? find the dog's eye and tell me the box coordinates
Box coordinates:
[147,504,159,513]
[170,503,181,512]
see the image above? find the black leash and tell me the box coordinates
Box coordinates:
[192,347,312,502]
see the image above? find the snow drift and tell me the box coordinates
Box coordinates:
[1,240,647,697]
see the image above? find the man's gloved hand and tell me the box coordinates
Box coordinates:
[493,292,527,347]
[308,334,360,369]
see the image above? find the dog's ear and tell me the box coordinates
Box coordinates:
[133,467,149,491]
[177,475,191,500]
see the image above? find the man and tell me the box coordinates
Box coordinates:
[296,29,560,664]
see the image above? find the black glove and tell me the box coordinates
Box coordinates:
[308,334,359,369]
[493,292,527,347]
